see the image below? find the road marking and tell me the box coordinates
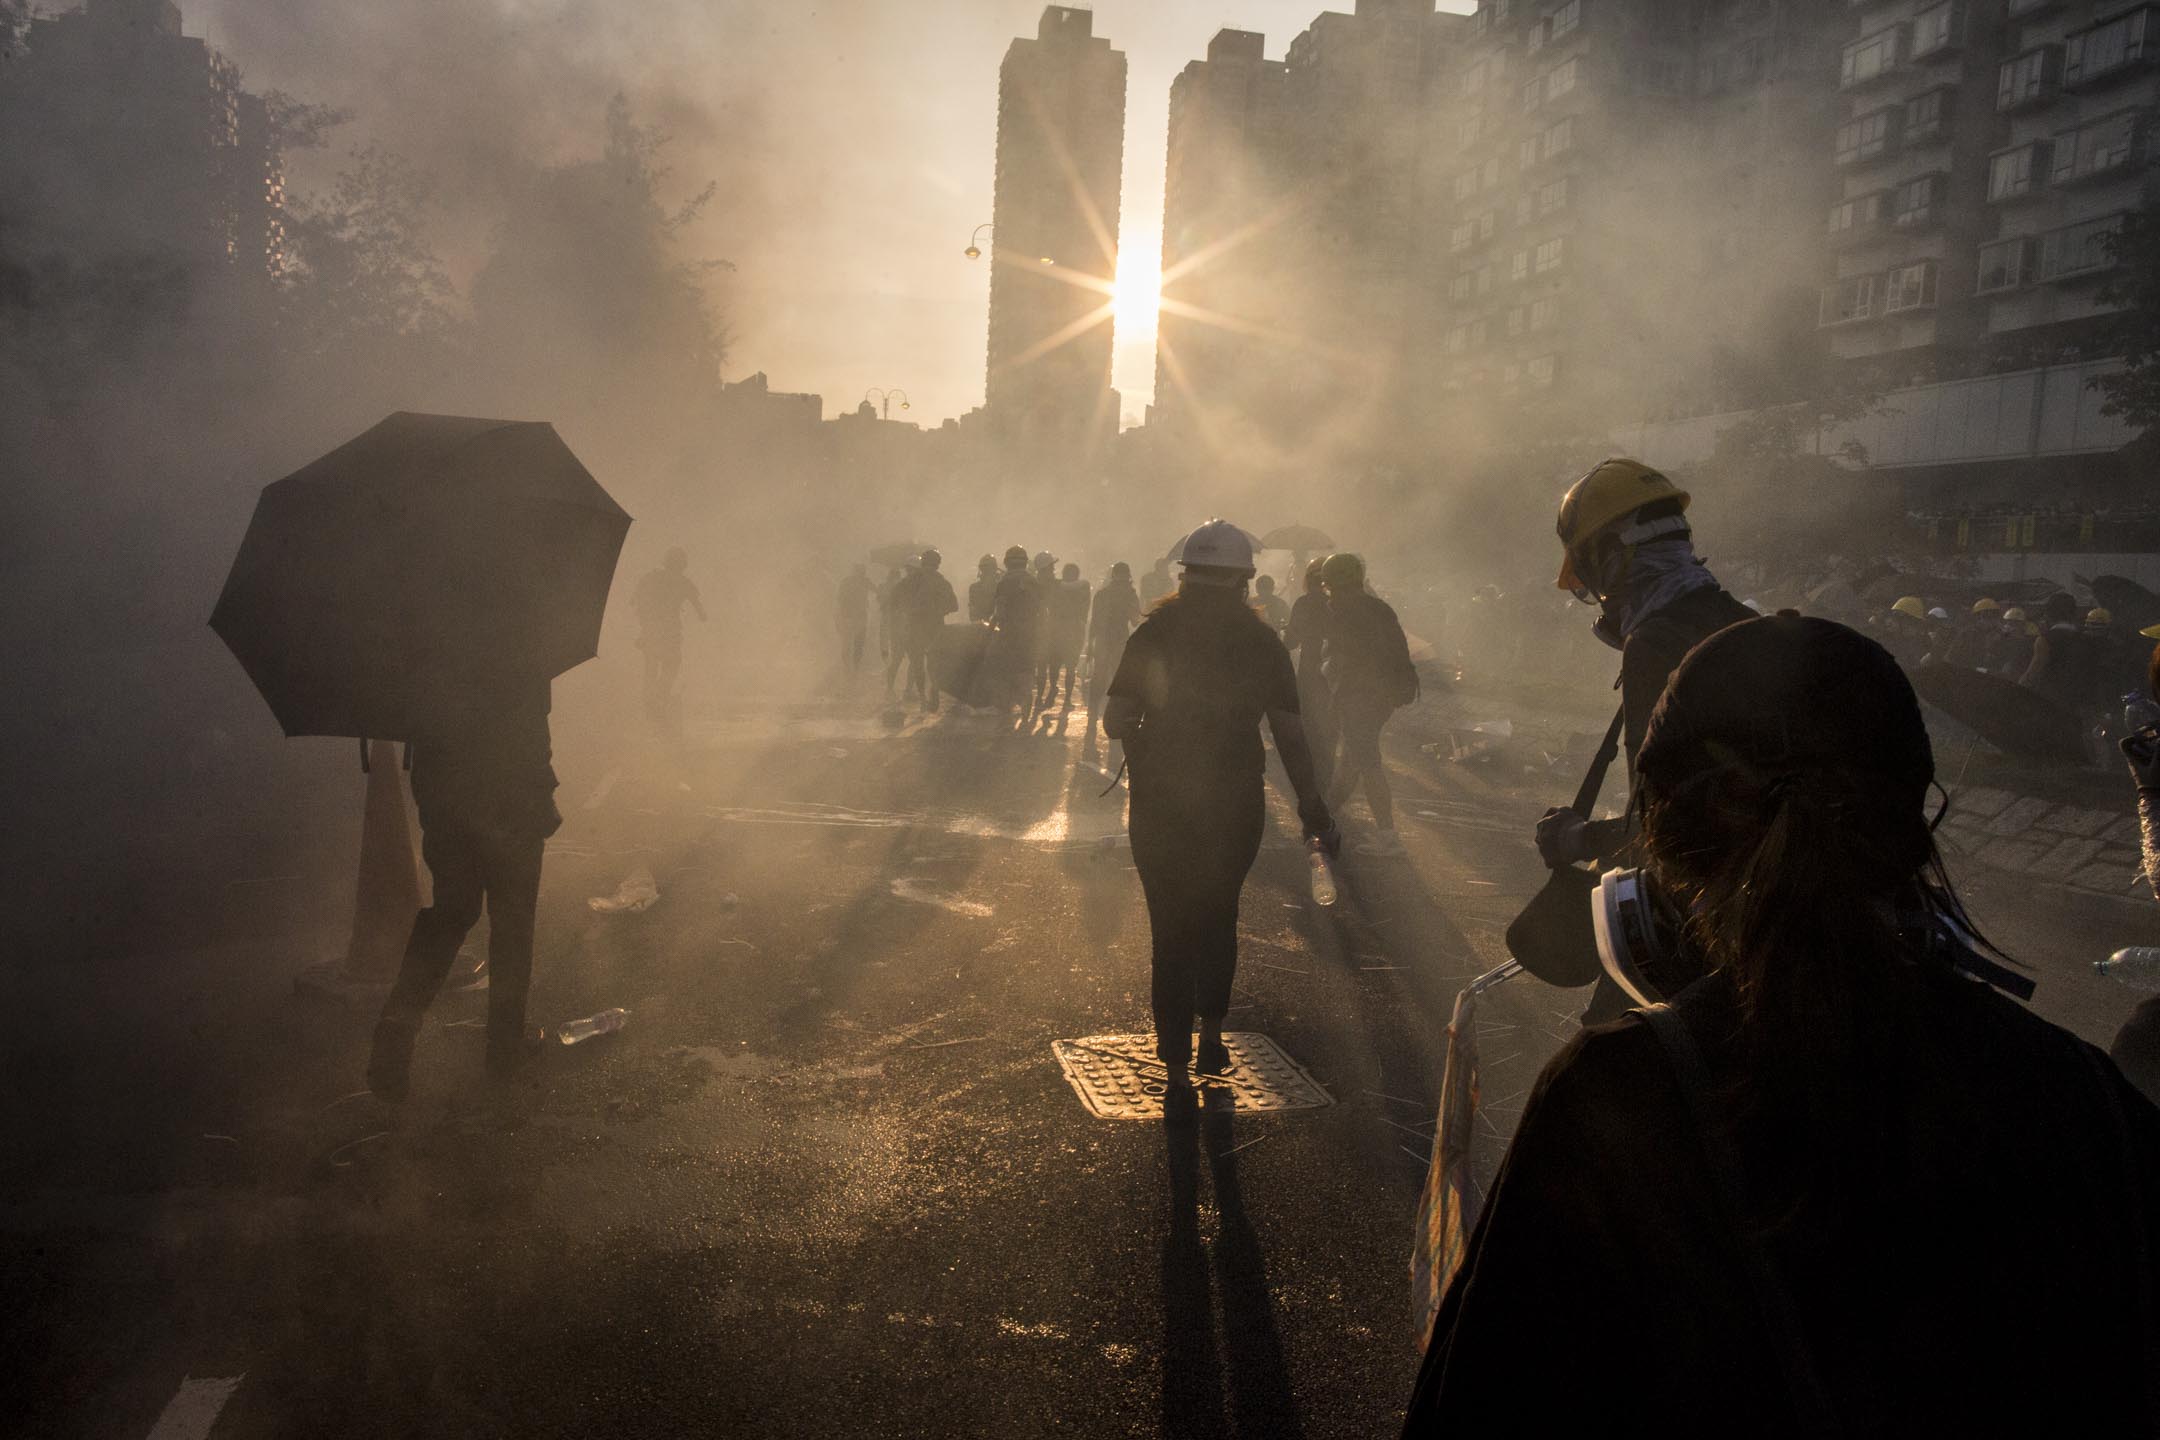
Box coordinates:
[144,1375,243,1440]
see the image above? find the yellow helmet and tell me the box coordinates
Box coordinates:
[2087,607,2114,626]
[2001,608,2028,623]
[1972,598,2000,615]
[1554,458,1690,591]
[1891,596,1928,621]
[2141,622,2160,640]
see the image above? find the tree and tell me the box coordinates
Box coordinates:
[2090,212,2160,428]
[278,145,455,364]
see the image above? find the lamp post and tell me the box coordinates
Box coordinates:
[865,387,910,420]
[964,223,991,260]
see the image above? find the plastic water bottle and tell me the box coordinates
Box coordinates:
[2096,948,2160,993]
[1309,843,1339,908]
[557,1008,629,1045]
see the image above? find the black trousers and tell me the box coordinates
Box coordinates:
[1131,782,1265,1066]
[384,820,547,1046]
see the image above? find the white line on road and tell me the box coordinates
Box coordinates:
[144,1374,244,1440]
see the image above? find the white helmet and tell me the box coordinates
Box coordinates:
[1177,519,1257,575]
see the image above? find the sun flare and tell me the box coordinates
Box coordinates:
[1112,243,1161,340]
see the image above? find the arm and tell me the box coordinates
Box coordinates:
[1267,710,1337,842]
[2020,633,2050,688]
[1102,695,1145,741]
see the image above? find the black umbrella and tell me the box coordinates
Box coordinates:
[211,412,631,740]
[1910,662,2088,767]
[1260,523,1335,553]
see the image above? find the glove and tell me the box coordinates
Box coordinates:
[1535,807,1589,869]
[2124,727,2160,792]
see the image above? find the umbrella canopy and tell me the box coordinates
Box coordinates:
[1910,662,2088,767]
[211,412,631,740]
[867,541,933,568]
[2089,575,2160,633]
[1260,523,1335,553]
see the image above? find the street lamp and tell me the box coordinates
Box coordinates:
[865,387,910,420]
[964,223,991,261]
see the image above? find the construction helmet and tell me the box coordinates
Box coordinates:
[2001,607,2028,623]
[2088,607,2114,626]
[1891,596,1928,622]
[1034,550,1056,571]
[977,554,996,574]
[1926,606,1950,622]
[1554,459,1691,592]
[1319,552,1367,590]
[1004,545,1028,569]
[2141,622,2160,640]
[1177,519,1257,574]
[1972,598,2001,615]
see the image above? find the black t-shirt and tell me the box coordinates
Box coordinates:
[1109,589,1299,786]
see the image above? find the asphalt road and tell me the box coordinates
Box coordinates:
[5,674,2152,1439]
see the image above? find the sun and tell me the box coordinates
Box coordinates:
[1112,241,1161,339]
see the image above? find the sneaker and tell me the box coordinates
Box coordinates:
[367,1018,417,1102]
[1196,1035,1231,1076]
[485,1030,547,1081]
[1357,831,1407,858]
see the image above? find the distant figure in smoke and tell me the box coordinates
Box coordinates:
[836,563,873,676]
[881,558,921,700]
[1254,573,1289,632]
[900,548,958,714]
[1047,562,1092,708]
[991,546,1044,713]
[1031,551,1061,709]
[1319,553,1418,857]
[633,546,705,734]
[1284,557,1336,797]
[368,676,562,1100]
[1085,560,1141,755]
[1141,556,1174,608]
[968,554,999,624]
[1104,520,1336,1097]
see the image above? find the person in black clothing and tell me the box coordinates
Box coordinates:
[2022,591,2105,717]
[368,675,562,1099]
[1319,552,1418,856]
[1408,615,2160,1435]
[1283,558,1336,798]
[990,546,1043,713]
[1084,560,1141,752]
[1253,574,1289,632]
[967,554,999,625]
[1104,520,1337,1095]
[898,548,958,714]
[1534,460,1753,873]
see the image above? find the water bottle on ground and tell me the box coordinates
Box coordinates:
[558,1008,629,1045]
[1309,842,1339,908]
[2097,948,2160,993]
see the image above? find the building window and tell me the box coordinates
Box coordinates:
[1552,1,1582,41]
[1459,114,1485,148]
[2052,110,2143,182]
[1891,173,1945,228]
[1506,306,1527,336]
[1528,21,1546,55]
[1450,222,1477,253]
[1537,178,1571,214]
[1529,296,1559,329]
[1998,48,2057,110]
[1828,191,1885,236]
[1517,195,1536,226]
[1835,108,1899,165]
[1478,209,1498,239]
[1449,272,1475,302]
[2065,9,2153,87]
[1904,88,1952,144]
[1820,274,1876,325]
[1547,59,1580,101]
[1454,170,1481,203]
[1883,260,1939,313]
[1842,28,1904,89]
[1988,142,2047,200]
[1544,117,1575,158]
[1912,2,1960,59]
[1467,319,1489,347]
[1527,355,1558,386]
[2038,213,2125,279]
[1511,249,1531,281]
[1534,237,1565,273]
[1445,326,1468,355]
[1976,237,2030,294]
[1523,77,1545,112]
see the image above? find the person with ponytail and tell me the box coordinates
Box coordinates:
[1407,615,2160,1436]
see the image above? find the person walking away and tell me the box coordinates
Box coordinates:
[1408,615,2160,1434]
[368,674,562,1099]
[882,559,924,701]
[633,546,705,734]
[991,546,1044,713]
[1318,553,1418,857]
[901,548,958,713]
[1141,556,1174,607]
[1284,558,1337,797]
[836,563,873,676]
[967,554,999,624]
[1254,574,1289,632]
[1086,561,1142,757]
[1047,562,1092,708]
[1103,520,1338,1096]
[1940,597,2001,671]
[1030,551,1060,709]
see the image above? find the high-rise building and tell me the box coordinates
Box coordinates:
[1154,3,1466,462]
[0,0,284,281]
[984,6,1127,459]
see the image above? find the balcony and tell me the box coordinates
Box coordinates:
[1976,236,2032,296]
[2064,8,2154,89]
[1828,191,1888,247]
[1820,274,1877,327]
[1835,106,1902,166]
[1998,46,2061,111]
[1842,27,1906,90]
[2037,213,2126,282]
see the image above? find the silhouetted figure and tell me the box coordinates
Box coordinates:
[1086,560,1141,752]
[899,548,958,713]
[1105,521,1335,1095]
[1408,617,2160,1434]
[368,675,562,1099]
[633,546,704,733]
[1047,561,1091,708]
[967,553,999,624]
[836,562,873,674]
[991,546,1043,714]
[1141,556,1173,607]
[1254,574,1288,632]
[1320,552,1417,856]
[1283,558,1336,797]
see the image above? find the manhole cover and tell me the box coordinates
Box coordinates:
[1051,1033,1333,1120]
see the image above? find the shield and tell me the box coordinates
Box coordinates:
[868,541,933,568]
[1910,662,2088,766]
[210,412,631,740]
[1261,523,1335,553]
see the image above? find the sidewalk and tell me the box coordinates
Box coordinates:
[1940,785,2150,905]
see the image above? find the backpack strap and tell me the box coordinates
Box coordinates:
[1637,1003,1843,1435]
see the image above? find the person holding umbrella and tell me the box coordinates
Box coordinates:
[1102,520,1337,1096]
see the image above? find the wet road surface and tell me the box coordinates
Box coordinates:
[5,681,2151,1438]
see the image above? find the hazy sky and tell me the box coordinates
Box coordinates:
[187,1,1471,428]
